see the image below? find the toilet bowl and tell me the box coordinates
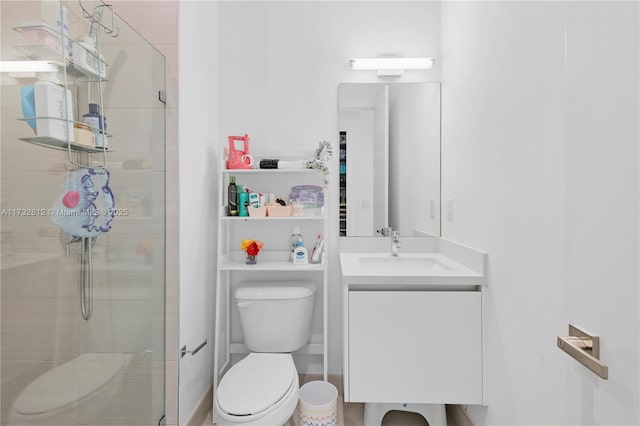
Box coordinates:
[214,282,316,426]
[214,353,299,425]
[9,352,133,424]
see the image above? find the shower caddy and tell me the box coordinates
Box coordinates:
[13,0,119,320]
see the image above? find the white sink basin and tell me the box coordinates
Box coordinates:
[358,254,452,273]
[339,251,485,286]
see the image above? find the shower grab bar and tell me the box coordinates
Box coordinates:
[557,324,608,379]
[79,237,96,321]
[181,340,208,358]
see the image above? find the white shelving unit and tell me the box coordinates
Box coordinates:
[213,154,329,395]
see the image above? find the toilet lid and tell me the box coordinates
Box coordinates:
[12,353,133,416]
[217,353,295,416]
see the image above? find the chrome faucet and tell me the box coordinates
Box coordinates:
[391,231,401,256]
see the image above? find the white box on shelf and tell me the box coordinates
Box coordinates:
[72,39,107,79]
[34,81,74,142]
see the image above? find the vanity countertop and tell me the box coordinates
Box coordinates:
[339,237,487,287]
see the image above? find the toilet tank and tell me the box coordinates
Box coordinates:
[234,282,316,352]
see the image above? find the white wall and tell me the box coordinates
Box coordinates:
[564,2,639,424]
[216,0,441,373]
[441,1,639,425]
[178,2,218,424]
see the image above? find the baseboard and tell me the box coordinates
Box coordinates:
[446,405,473,426]
[184,382,213,426]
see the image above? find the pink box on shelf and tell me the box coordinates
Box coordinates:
[266,205,292,217]
[248,206,267,217]
[23,27,63,52]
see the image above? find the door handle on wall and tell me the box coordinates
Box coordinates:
[557,324,608,379]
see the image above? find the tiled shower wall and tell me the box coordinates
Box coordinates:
[0,1,179,425]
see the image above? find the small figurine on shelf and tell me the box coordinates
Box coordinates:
[241,239,264,264]
[306,140,334,188]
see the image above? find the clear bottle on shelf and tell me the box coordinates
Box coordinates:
[289,226,304,263]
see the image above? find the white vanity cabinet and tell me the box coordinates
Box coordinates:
[347,290,482,404]
[339,241,488,406]
[213,156,329,395]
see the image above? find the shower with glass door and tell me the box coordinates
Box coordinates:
[0,1,166,424]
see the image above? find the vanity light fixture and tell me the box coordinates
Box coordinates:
[349,57,435,77]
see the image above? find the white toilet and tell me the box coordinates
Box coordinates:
[214,281,316,426]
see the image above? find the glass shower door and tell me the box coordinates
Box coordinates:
[0,1,166,424]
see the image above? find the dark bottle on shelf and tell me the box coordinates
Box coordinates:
[228,176,238,216]
[82,103,107,148]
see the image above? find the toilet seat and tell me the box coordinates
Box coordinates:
[216,353,297,423]
[11,352,132,418]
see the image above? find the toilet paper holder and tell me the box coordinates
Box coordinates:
[557,324,608,379]
[181,339,207,358]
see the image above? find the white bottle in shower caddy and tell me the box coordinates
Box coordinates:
[33,81,75,142]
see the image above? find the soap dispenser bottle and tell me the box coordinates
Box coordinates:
[289,226,304,263]
[292,241,308,265]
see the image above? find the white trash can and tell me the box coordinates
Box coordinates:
[298,380,338,426]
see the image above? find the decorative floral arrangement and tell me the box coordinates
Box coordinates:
[306,140,334,188]
[241,239,264,264]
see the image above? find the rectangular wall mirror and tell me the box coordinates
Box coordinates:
[338,82,441,237]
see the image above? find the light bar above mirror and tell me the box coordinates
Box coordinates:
[349,57,435,77]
